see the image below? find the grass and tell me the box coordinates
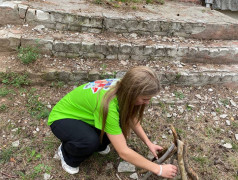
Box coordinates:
[0,87,10,97]
[50,81,65,88]
[220,98,229,106]
[0,147,16,164]
[174,91,185,100]
[192,156,210,167]
[17,46,39,64]
[0,104,7,112]
[26,88,50,120]
[0,72,30,87]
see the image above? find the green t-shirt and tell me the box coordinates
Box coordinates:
[48,79,122,135]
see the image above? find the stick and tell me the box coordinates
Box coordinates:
[177,140,187,180]
[183,143,199,180]
[142,143,176,180]
[1,171,18,179]
[116,173,122,180]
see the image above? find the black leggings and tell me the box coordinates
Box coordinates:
[50,119,110,167]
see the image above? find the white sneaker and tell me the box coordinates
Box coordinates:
[58,144,79,174]
[98,145,110,155]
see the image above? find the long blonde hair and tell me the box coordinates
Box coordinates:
[100,66,160,140]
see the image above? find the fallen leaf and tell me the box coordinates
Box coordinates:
[10,157,16,163]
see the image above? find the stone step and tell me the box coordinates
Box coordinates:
[0,53,238,86]
[1,25,238,64]
[1,0,238,40]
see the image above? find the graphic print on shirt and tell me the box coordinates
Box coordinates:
[84,79,119,93]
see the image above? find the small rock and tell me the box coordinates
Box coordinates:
[11,128,18,132]
[33,25,45,33]
[220,114,227,119]
[130,33,137,38]
[226,120,231,126]
[214,117,219,121]
[195,94,202,100]
[44,173,51,180]
[230,99,237,107]
[166,113,172,118]
[177,106,184,114]
[36,127,40,131]
[105,162,114,170]
[46,104,52,109]
[235,134,238,141]
[118,161,136,172]
[162,134,167,139]
[223,143,232,149]
[12,140,20,147]
[208,88,213,92]
[120,60,127,66]
[211,112,216,116]
[130,173,138,180]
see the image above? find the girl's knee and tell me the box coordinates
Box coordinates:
[64,136,100,156]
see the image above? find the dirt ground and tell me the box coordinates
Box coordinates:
[0,75,238,180]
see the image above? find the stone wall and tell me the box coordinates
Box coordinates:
[213,0,238,11]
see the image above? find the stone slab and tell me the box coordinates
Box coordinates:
[213,0,238,11]
[1,26,238,64]
[1,1,238,40]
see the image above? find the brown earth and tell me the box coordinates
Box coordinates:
[0,76,238,180]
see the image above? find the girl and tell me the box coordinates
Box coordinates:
[48,66,177,178]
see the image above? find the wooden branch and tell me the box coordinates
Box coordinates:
[171,125,181,146]
[142,143,176,180]
[1,171,18,179]
[177,139,187,180]
[116,173,122,180]
[183,143,199,180]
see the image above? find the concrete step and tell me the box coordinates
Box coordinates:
[1,0,238,40]
[0,52,238,86]
[1,25,238,64]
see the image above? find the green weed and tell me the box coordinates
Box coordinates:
[27,149,41,162]
[204,127,214,137]
[186,104,192,111]
[94,0,102,4]
[192,156,210,167]
[50,81,65,88]
[17,46,39,64]
[0,72,30,87]
[220,98,229,106]
[43,136,58,150]
[0,147,16,164]
[174,91,185,100]
[0,104,7,112]
[19,163,52,179]
[0,87,10,97]
[26,88,50,120]
[232,142,238,151]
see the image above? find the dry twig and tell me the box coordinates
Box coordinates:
[177,139,188,180]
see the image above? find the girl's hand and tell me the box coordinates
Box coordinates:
[160,164,177,179]
[147,142,163,159]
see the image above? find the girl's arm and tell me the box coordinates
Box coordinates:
[131,120,163,159]
[107,133,177,179]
